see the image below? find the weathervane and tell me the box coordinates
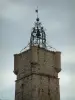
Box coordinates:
[30,7,46,49]
[35,7,38,18]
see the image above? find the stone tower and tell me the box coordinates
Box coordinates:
[14,9,61,100]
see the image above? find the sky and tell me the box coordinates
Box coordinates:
[0,0,75,100]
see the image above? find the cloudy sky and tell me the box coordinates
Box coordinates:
[0,0,75,100]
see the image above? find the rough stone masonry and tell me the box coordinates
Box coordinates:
[14,46,61,100]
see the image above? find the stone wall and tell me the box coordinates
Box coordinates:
[14,46,61,100]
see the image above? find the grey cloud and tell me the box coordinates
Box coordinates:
[0,0,75,100]
[11,0,73,8]
[62,62,75,74]
[0,85,15,100]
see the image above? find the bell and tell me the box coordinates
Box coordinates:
[36,29,41,37]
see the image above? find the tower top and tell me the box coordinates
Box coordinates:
[30,8,46,49]
[35,6,39,22]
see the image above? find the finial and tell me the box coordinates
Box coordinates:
[35,6,38,17]
[35,6,39,21]
[30,8,46,49]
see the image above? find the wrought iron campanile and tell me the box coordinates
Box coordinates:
[30,8,46,48]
